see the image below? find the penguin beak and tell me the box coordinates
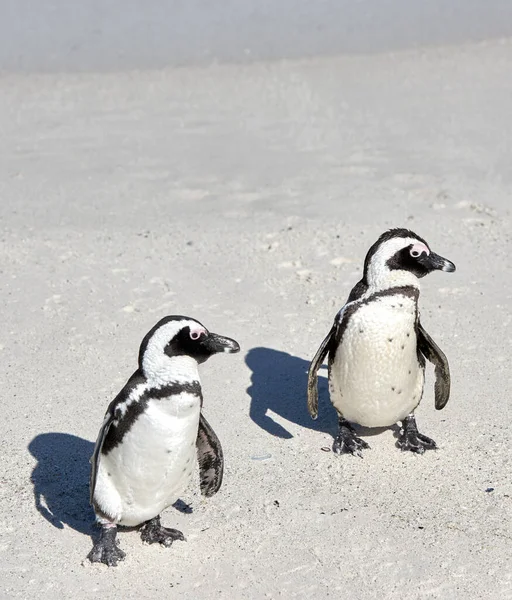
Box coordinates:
[200,333,240,354]
[418,252,456,273]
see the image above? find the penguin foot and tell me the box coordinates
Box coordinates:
[398,414,437,454]
[88,525,126,567]
[140,516,185,547]
[333,419,370,457]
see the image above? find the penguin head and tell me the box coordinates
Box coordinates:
[138,316,240,382]
[364,228,456,288]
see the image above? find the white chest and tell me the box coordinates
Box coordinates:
[96,392,201,526]
[330,294,424,427]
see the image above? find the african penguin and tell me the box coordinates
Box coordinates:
[87,315,240,566]
[307,228,455,456]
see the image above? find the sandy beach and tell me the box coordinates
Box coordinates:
[0,10,511,599]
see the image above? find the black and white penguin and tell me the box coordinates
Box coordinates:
[307,228,455,456]
[87,315,240,566]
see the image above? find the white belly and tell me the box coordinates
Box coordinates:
[94,393,200,526]
[330,295,424,427]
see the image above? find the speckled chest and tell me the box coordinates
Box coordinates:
[329,289,424,427]
[103,392,201,488]
[120,392,201,466]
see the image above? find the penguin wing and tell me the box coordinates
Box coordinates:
[417,322,451,410]
[89,409,116,504]
[307,301,358,419]
[307,323,336,419]
[346,278,368,302]
[196,413,224,497]
[89,371,146,504]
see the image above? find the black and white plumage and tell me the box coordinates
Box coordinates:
[87,315,240,566]
[307,229,455,456]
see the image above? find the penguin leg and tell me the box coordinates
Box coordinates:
[140,515,185,547]
[397,414,437,454]
[87,522,126,567]
[333,417,370,457]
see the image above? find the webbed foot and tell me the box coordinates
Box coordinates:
[88,525,126,567]
[397,414,437,454]
[140,515,185,547]
[333,419,370,457]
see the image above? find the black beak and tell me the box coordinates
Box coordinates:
[200,332,240,354]
[418,251,456,273]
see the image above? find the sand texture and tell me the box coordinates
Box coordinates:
[0,39,511,599]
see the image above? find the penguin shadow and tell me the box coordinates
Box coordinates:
[246,347,335,439]
[361,424,402,440]
[28,433,96,536]
[28,433,193,539]
[246,347,402,445]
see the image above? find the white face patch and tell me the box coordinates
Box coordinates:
[367,237,429,289]
[141,319,203,384]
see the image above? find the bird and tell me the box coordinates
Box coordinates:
[87,315,240,566]
[307,228,455,456]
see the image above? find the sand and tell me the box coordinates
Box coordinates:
[0,37,511,599]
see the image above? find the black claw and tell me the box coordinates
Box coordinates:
[398,415,437,454]
[140,516,185,547]
[88,526,126,567]
[333,419,370,457]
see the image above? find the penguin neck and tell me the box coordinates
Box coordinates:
[142,354,201,388]
[367,268,421,293]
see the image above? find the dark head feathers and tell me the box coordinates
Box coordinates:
[377,228,428,246]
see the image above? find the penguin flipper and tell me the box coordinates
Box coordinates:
[307,323,336,419]
[196,413,224,497]
[89,410,116,504]
[417,322,451,410]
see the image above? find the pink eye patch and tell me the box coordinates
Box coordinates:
[190,328,206,340]
[410,242,429,258]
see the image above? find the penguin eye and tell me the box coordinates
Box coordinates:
[190,331,202,340]
[410,249,421,258]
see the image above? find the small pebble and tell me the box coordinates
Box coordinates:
[251,453,272,461]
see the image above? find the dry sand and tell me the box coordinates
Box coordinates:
[0,38,511,599]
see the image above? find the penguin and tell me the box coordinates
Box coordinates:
[87,315,240,566]
[307,228,455,456]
